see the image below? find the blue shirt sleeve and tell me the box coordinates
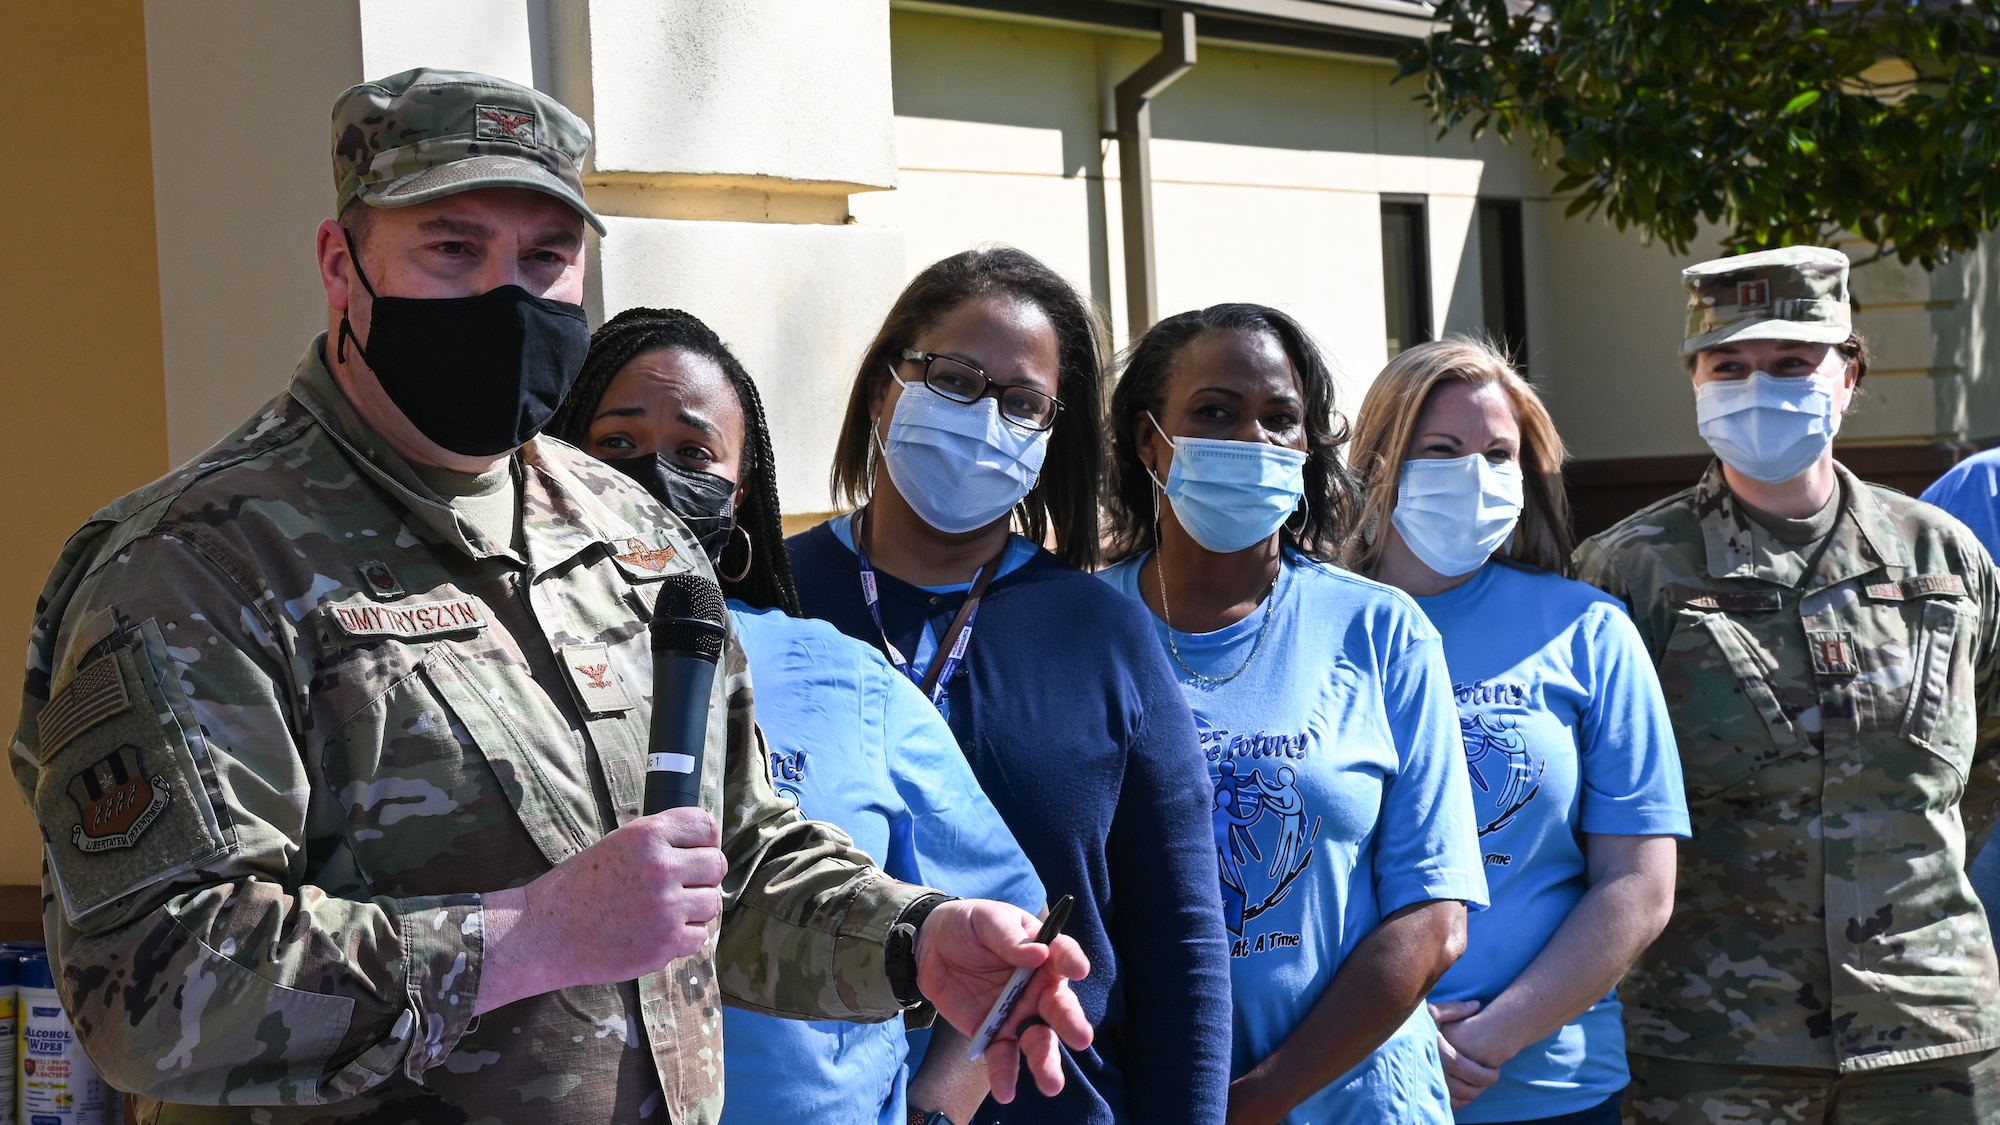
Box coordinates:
[1921,455,2000,561]
[1577,603,1693,838]
[1374,625,1491,915]
[875,663,1045,912]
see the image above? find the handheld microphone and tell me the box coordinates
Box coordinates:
[643,571,729,814]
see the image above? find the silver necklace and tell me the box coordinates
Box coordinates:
[1150,505,1280,685]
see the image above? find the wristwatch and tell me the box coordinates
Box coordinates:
[886,893,956,1007]
[908,1110,949,1125]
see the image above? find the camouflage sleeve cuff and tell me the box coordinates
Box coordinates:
[391,893,484,1083]
[720,872,941,1022]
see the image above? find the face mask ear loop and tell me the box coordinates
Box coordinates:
[337,226,381,367]
[1283,500,1309,541]
[1144,410,1175,496]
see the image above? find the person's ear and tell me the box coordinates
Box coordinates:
[868,358,898,427]
[316,219,356,314]
[1136,413,1162,478]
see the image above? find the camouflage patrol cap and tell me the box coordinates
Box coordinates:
[1680,245,1851,355]
[331,68,606,235]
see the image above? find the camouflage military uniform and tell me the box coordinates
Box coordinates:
[8,342,933,1123]
[1575,463,2000,1086]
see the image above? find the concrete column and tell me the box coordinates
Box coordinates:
[557,0,910,514]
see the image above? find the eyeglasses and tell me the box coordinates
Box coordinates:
[901,349,1064,433]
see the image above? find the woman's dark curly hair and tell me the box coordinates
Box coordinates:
[1104,303,1361,564]
[550,307,799,615]
[828,246,1109,571]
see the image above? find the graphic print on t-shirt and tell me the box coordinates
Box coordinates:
[769,746,808,815]
[1455,678,1544,866]
[1199,712,1322,943]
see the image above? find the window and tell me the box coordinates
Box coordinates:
[1381,197,1431,359]
[1479,199,1529,375]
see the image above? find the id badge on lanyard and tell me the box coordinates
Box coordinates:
[853,509,1006,716]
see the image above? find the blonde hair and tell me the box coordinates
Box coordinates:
[1343,337,1574,577]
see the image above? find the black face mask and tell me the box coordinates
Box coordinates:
[337,230,590,457]
[606,454,737,562]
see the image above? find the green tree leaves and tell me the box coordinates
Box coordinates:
[1402,0,2000,267]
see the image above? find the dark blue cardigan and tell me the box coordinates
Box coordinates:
[787,523,1230,1125]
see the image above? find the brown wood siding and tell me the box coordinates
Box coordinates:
[1566,441,1992,541]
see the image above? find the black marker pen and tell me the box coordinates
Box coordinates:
[967,894,1076,1061]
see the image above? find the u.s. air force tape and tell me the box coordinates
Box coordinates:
[648,752,696,774]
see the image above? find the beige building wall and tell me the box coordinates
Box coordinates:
[854,7,1718,461]
[859,5,1999,465]
[572,0,912,515]
[2,0,171,889]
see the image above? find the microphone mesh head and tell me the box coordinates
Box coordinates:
[652,571,728,660]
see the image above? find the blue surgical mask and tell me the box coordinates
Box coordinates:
[1392,454,1524,577]
[879,374,1050,534]
[1149,413,1308,553]
[1695,371,1840,484]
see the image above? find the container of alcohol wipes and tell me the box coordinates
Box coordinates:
[1,943,17,1125]
[16,947,105,1125]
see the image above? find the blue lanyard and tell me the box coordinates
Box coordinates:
[853,508,1005,712]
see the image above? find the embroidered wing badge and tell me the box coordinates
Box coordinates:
[616,537,677,573]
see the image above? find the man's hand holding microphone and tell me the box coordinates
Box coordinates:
[477,572,1091,1101]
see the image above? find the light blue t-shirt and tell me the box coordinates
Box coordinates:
[1922,448,2000,555]
[1413,561,1690,1122]
[1918,455,2000,913]
[1100,551,1489,1125]
[719,603,1046,1125]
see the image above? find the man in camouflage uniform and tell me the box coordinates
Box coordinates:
[8,68,1088,1124]
[1576,246,2000,1122]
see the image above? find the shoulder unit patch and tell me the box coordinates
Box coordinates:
[67,743,170,852]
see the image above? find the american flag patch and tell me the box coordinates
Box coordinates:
[39,654,132,759]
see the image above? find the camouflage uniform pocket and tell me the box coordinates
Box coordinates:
[1900,598,1971,770]
[1668,611,1814,799]
[34,622,233,925]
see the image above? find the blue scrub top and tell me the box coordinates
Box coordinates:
[1922,447,2000,556]
[1101,550,1488,1125]
[718,603,1045,1125]
[1415,561,1689,1122]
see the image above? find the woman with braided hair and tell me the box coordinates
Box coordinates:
[552,307,1044,1125]
[549,306,797,612]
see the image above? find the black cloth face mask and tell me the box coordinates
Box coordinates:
[336,229,591,458]
[606,454,737,562]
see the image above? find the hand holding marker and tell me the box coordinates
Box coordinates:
[967,894,1076,1061]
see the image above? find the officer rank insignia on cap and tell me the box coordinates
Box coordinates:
[1680,245,1852,355]
[474,104,540,145]
[67,743,171,853]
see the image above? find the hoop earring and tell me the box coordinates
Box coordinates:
[719,524,754,584]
